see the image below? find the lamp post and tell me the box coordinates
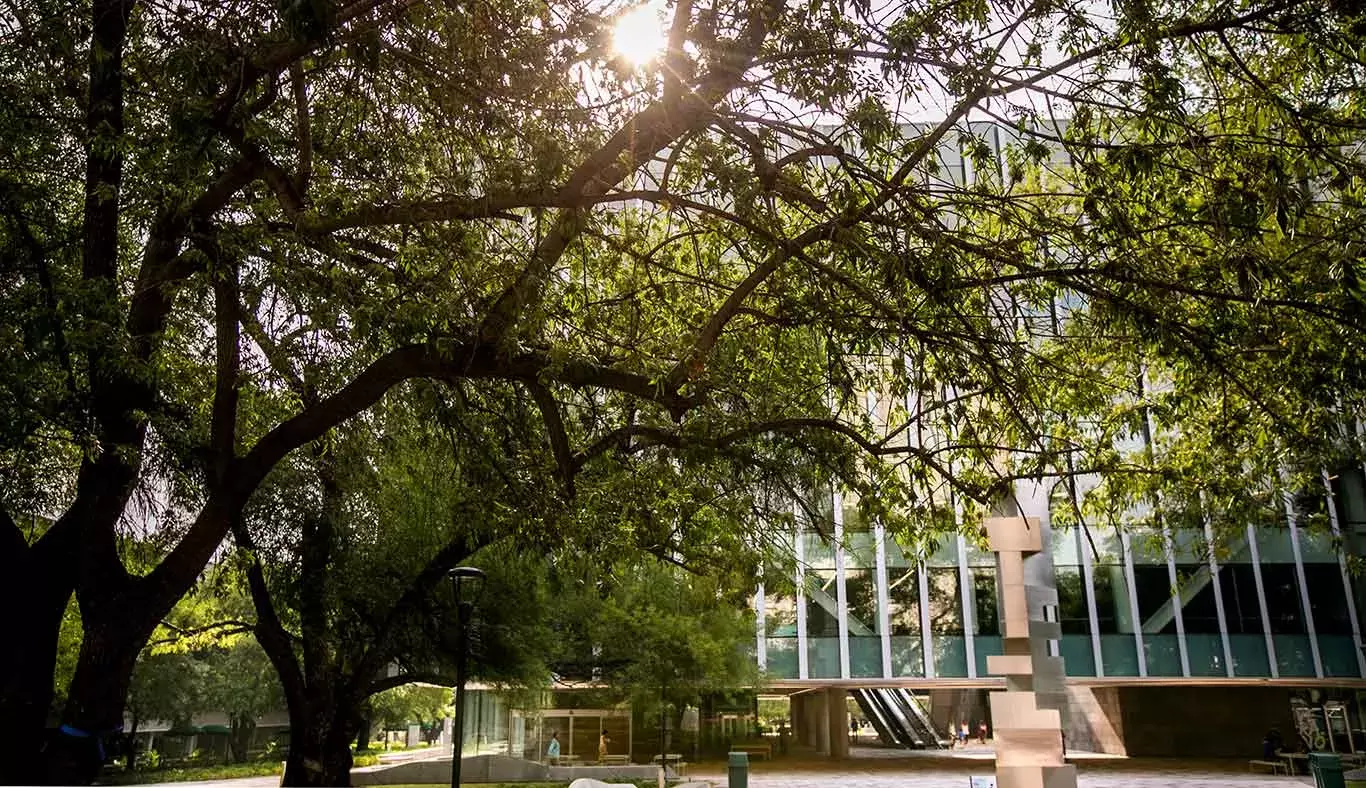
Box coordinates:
[448,566,486,788]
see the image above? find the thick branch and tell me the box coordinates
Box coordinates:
[346,534,488,705]
[142,341,694,614]
[526,381,575,497]
[291,62,312,194]
[366,673,456,697]
[208,235,240,482]
[476,0,782,345]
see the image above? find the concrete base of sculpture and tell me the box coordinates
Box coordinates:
[997,765,1078,788]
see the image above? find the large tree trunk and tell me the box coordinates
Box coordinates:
[0,573,70,785]
[229,717,255,763]
[44,617,147,785]
[282,714,357,788]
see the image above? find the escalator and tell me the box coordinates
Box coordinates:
[894,688,946,749]
[853,689,914,748]
[852,689,946,749]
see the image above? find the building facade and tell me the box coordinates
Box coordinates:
[754,468,1366,756]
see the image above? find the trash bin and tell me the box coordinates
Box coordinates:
[728,751,749,788]
[1345,767,1366,788]
[1310,752,1345,788]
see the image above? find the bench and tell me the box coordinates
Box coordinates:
[600,754,630,765]
[651,754,688,777]
[731,743,772,760]
[1249,759,1286,774]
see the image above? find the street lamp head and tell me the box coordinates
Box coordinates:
[448,566,486,607]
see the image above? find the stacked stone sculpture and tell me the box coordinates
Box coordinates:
[984,516,1078,788]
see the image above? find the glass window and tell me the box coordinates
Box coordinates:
[1304,564,1353,635]
[805,570,840,638]
[801,532,837,570]
[1259,564,1308,635]
[1219,565,1265,634]
[846,531,878,570]
[1133,565,1177,635]
[1256,527,1299,563]
[841,492,870,534]
[888,567,920,636]
[1093,564,1135,634]
[971,568,999,635]
[1055,567,1091,635]
[1050,525,1080,567]
[928,567,964,635]
[925,536,960,568]
[844,569,880,636]
[1331,467,1366,532]
[1173,564,1221,635]
[1130,528,1167,565]
[764,594,798,638]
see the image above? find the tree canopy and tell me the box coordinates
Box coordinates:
[4,0,1366,782]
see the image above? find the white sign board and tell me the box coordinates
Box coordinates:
[969,777,997,788]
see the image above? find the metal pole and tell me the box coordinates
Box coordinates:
[451,601,471,788]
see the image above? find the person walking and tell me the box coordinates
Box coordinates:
[598,728,611,762]
[546,731,561,764]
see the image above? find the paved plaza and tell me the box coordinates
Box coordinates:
[686,765,1312,787]
[124,748,1326,788]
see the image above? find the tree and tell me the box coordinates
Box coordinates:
[367,685,451,747]
[5,0,1366,783]
[583,560,760,743]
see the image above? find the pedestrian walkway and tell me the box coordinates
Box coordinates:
[686,761,1313,788]
[685,747,1317,788]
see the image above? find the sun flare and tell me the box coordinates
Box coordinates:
[612,4,668,68]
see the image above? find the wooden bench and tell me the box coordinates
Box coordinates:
[1249,759,1286,774]
[731,743,772,759]
[600,754,630,765]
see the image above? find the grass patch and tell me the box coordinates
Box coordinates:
[101,761,283,785]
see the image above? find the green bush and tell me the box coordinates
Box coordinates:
[353,754,381,767]
[100,761,282,785]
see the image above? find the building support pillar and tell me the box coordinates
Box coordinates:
[826,688,848,758]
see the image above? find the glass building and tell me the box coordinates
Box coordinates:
[753,469,1366,758]
[756,471,1366,682]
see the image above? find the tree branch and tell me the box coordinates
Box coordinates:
[475,0,782,345]
[526,381,575,497]
[366,673,456,697]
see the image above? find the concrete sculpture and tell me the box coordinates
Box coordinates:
[984,516,1078,788]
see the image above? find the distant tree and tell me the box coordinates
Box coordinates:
[367,685,452,746]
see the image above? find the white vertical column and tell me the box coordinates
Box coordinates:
[1163,527,1191,676]
[1202,513,1235,678]
[1078,524,1104,677]
[874,521,893,679]
[1324,469,1366,677]
[957,531,977,678]
[1246,523,1279,678]
[919,561,934,678]
[755,580,767,671]
[1283,491,1324,677]
[1120,530,1148,677]
[834,490,851,679]
[795,505,809,680]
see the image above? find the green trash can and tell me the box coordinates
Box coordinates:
[1311,752,1345,788]
[1344,767,1366,788]
[727,751,749,788]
